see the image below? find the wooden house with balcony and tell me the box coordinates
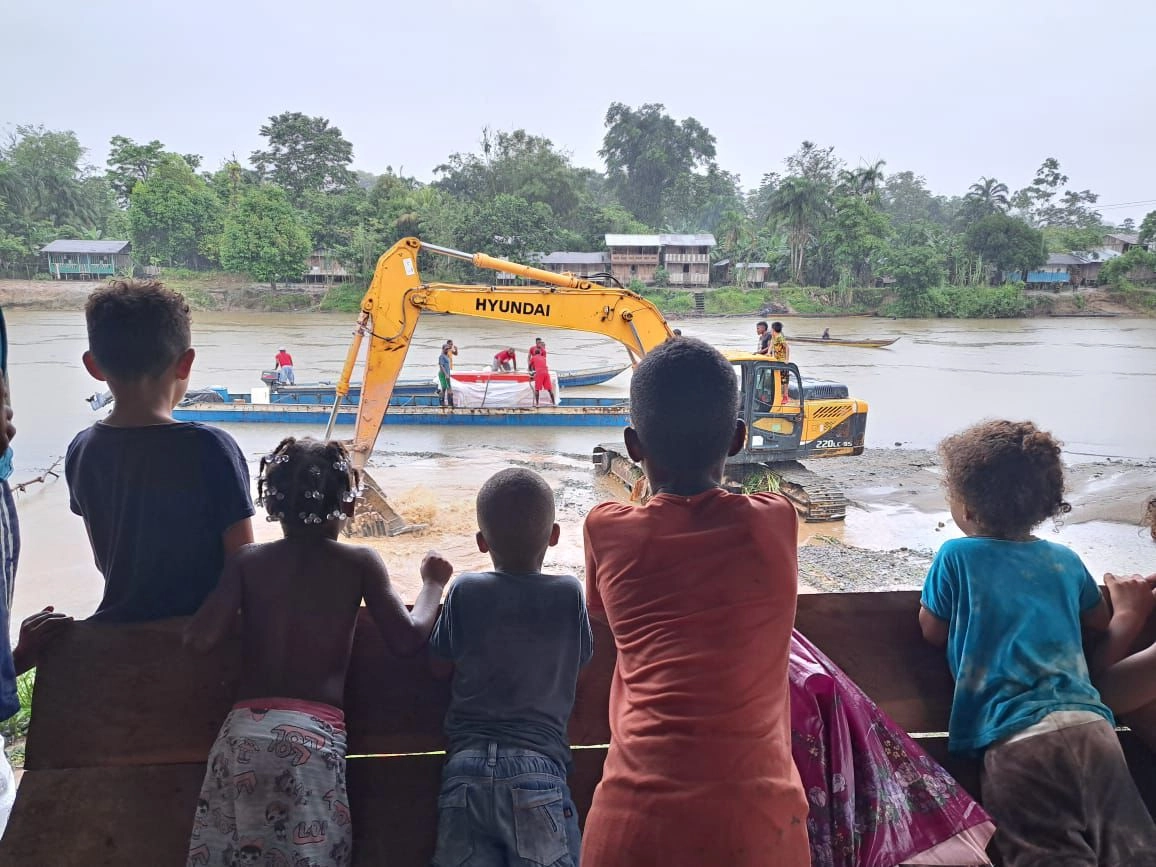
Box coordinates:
[41,240,132,280]
[660,233,714,286]
[605,234,661,286]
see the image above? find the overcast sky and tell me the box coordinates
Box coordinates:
[4,0,1155,221]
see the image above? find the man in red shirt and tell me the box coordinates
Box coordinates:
[492,347,517,372]
[528,344,555,407]
[274,348,295,385]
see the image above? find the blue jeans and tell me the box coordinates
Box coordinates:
[432,742,580,867]
[278,365,295,385]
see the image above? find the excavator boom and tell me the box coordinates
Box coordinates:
[332,237,673,468]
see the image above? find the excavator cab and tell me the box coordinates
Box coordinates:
[735,359,805,460]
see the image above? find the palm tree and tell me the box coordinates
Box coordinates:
[858,159,886,196]
[768,177,829,284]
[966,177,1010,213]
[836,160,886,198]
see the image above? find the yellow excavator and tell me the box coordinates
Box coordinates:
[325,237,868,532]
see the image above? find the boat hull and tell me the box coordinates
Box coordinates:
[174,397,630,427]
[285,364,630,401]
[789,337,899,348]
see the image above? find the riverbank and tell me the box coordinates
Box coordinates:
[2,277,1151,319]
[345,446,1156,600]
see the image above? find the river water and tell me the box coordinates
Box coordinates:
[6,310,1156,626]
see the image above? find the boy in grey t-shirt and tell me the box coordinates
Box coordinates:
[429,468,593,867]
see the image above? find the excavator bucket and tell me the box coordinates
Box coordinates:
[347,471,427,538]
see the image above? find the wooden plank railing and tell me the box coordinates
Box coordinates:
[1,591,1152,866]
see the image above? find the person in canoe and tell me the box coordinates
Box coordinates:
[529,343,555,407]
[274,347,295,385]
[492,347,517,372]
[822,328,830,340]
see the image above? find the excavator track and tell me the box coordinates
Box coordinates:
[593,446,848,522]
[760,461,848,522]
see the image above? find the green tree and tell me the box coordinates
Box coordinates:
[220,185,310,288]
[964,212,1046,280]
[1042,225,1103,254]
[827,195,892,288]
[1100,247,1156,288]
[3,125,105,228]
[456,193,560,264]
[300,187,367,255]
[600,103,717,226]
[128,155,223,267]
[250,112,355,206]
[1139,210,1156,246]
[837,160,886,198]
[1012,158,1101,229]
[767,176,829,284]
[106,136,168,206]
[784,141,843,186]
[661,166,745,233]
[965,176,1010,214]
[888,245,945,315]
[568,201,650,250]
[880,171,956,227]
[435,129,585,221]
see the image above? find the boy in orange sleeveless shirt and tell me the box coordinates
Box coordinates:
[580,337,809,866]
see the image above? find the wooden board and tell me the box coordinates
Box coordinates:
[0,764,208,866]
[0,751,610,867]
[23,591,1154,777]
[25,612,616,770]
[794,591,956,733]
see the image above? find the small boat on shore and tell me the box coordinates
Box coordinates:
[789,336,900,348]
[172,392,630,427]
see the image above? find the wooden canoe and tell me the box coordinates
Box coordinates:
[788,336,900,348]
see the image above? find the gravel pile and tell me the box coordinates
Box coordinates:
[799,536,933,592]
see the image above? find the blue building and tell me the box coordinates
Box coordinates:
[41,240,132,280]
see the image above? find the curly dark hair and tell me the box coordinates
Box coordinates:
[629,336,739,473]
[257,437,359,529]
[85,280,191,380]
[938,420,1071,539]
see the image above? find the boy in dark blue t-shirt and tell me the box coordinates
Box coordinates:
[65,281,254,622]
[429,468,592,867]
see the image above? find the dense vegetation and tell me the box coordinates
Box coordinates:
[0,107,1152,312]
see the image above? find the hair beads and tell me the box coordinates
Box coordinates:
[257,437,361,527]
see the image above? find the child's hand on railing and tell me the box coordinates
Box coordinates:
[420,551,454,592]
[1104,573,1156,625]
[12,606,73,674]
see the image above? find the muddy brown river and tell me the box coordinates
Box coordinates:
[6,310,1155,628]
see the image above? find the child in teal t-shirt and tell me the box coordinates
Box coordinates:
[919,420,1156,866]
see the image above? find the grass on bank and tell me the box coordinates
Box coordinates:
[1,670,35,769]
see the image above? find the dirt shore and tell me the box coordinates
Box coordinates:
[338,447,1156,600]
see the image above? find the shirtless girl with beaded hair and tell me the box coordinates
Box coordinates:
[184,436,451,867]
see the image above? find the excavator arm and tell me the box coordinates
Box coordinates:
[328,237,674,468]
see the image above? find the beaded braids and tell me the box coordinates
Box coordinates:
[257,437,361,526]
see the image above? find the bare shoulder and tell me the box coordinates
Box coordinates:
[333,541,388,577]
